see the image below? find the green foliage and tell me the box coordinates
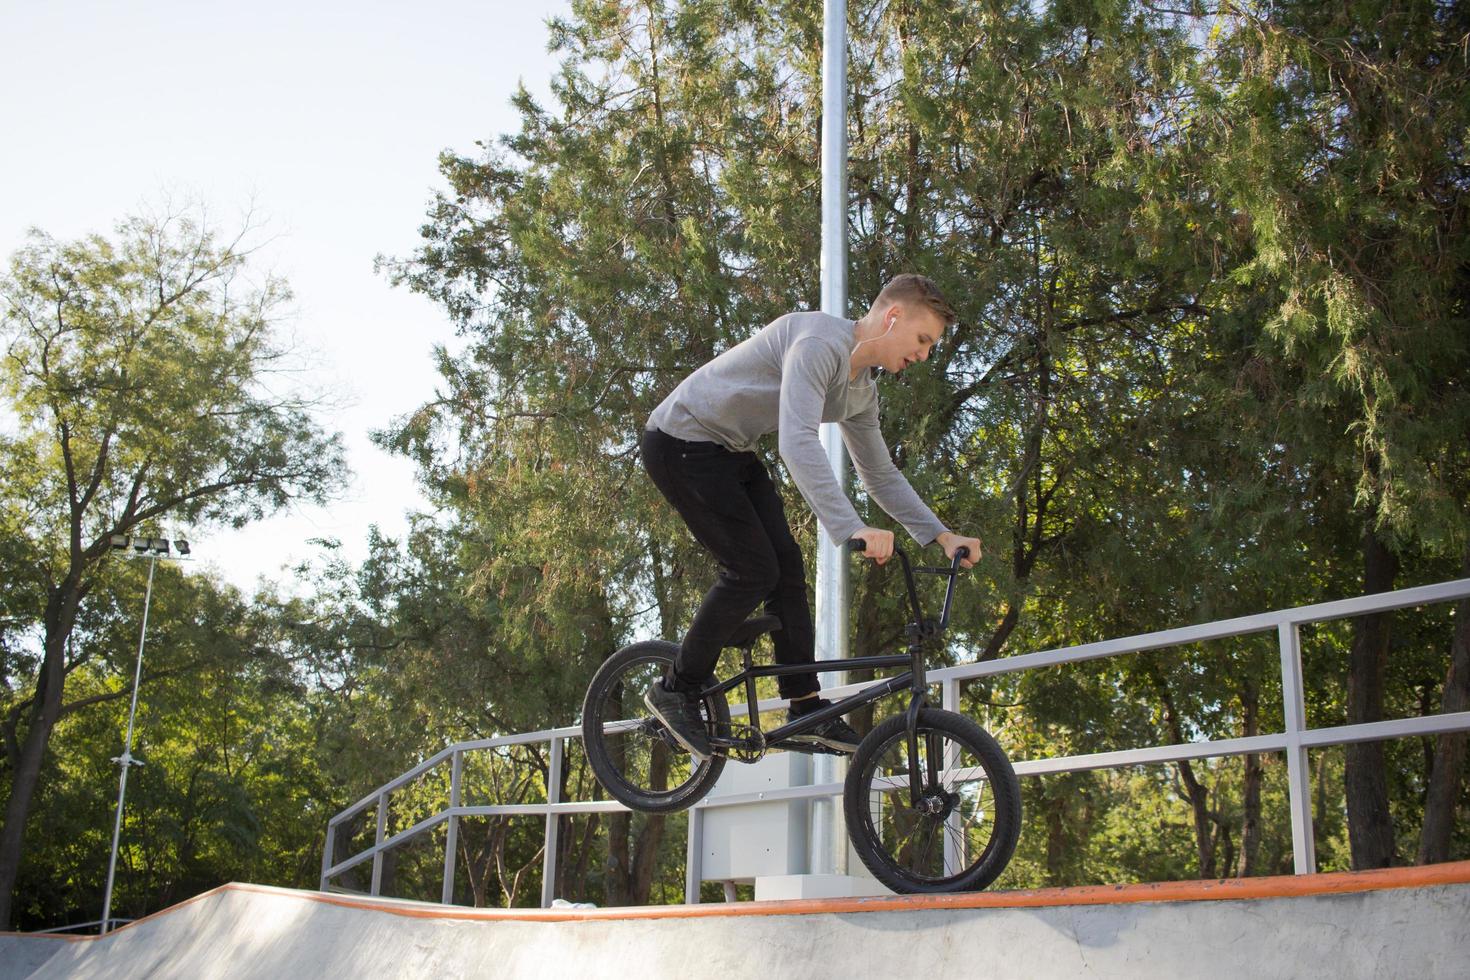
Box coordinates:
[367,0,1468,900]
[1,212,347,544]
[9,568,333,929]
[0,203,348,926]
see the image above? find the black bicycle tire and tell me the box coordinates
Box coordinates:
[843,707,1021,894]
[581,640,729,814]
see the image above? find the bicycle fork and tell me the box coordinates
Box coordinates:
[904,620,943,809]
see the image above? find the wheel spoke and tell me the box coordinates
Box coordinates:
[850,711,1018,890]
[583,644,727,813]
[943,819,971,859]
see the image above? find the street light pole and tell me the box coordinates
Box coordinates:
[813,0,850,878]
[99,534,189,935]
[100,554,154,935]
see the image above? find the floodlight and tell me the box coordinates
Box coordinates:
[174,539,191,556]
[150,538,170,555]
[110,535,129,551]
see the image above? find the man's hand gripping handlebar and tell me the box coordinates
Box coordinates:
[845,536,972,566]
[846,531,977,568]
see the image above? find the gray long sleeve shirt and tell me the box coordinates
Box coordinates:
[646,311,949,547]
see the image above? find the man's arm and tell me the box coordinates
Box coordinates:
[777,339,867,546]
[838,402,949,546]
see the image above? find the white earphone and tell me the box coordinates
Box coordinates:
[850,311,899,389]
[852,311,898,351]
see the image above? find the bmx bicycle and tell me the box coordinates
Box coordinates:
[580,540,1021,894]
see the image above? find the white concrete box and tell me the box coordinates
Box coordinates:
[699,752,811,882]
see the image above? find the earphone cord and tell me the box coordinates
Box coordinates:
[849,316,895,389]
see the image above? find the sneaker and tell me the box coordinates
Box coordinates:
[785,704,863,753]
[643,679,713,760]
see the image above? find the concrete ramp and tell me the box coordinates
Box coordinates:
[3,863,1468,979]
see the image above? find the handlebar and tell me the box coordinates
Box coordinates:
[843,538,970,633]
[845,538,971,564]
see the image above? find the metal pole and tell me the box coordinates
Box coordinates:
[320,821,337,892]
[371,792,388,896]
[539,737,562,908]
[442,749,463,905]
[812,0,850,878]
[1278,621,1317,874]
[100,554,157,934]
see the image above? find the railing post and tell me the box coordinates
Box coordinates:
[442,750,463,905]
[1278,621,1317,874]
[371,791,389,896]
[943,678,962,876]
[320,820,337,891]
[540,737,563,908]
[685,804,704,904]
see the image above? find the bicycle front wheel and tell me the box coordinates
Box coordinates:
[581,640,728,814]
[844,708,1021,894]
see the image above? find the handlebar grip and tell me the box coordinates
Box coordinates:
[846,538,868,552]
[954,546,970,561]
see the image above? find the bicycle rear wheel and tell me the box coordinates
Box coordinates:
[844,707,1021,894]
[581,640,728,814]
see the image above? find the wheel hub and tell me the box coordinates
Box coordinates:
[918,790,961,820]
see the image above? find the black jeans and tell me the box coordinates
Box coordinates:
[640,427,820,700]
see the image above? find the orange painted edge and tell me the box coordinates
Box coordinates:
[9,860,1469,940]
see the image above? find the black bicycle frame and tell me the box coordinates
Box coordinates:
[701,543,969,805]
[705,654,913,747]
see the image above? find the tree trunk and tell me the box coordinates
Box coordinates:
[1213,817,1235,879]
[1150,665,1215,877]
[1240,678,1263,876]
[605,813,633,905]
[980,327,1056,662]
[1177,758,1216,878]
[980,603,1021,662]
[629,813,666,904]
[463,831,492,907]
[1043,789,1068,886]
[328,811,370,894]
[1314,752,1330,866]
[0,586,79,928]
[1417,545,1470,864]
[0,713,58,928]
[1345,524,1399,869]
[563,813,599,903]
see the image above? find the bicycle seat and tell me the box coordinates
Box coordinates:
[725,615,782,649]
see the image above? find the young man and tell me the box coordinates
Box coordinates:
[640,273,983,759]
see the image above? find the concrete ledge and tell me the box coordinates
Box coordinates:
[3,863,1468,979]
[33,859,1465,925]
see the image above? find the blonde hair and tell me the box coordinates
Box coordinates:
[875,273,957,326]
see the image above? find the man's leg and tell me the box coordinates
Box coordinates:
[745,461,862,752]
[640,429,782,687]
[743,461,819,701]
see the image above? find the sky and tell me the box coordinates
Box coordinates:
[0,0,571,593]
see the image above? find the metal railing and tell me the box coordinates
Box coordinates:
[320,577,1470,906]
